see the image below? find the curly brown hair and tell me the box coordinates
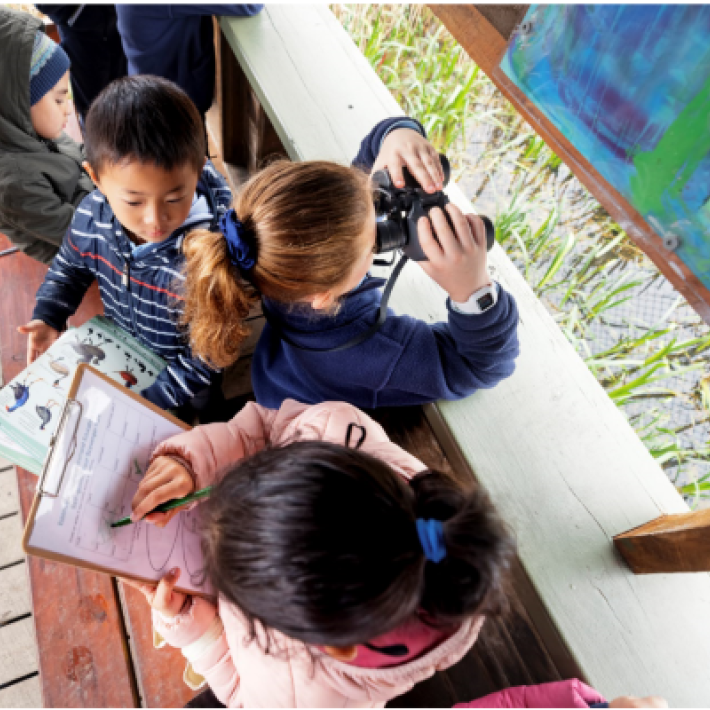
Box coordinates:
[181,160,373,369]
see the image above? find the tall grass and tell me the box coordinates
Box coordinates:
[333,4,710,506]
[335,6,481,161]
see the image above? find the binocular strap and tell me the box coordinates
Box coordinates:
[262,253,410,353]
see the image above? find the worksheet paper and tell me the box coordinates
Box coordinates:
[26,367,209,595]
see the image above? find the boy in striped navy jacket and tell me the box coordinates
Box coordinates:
[20,76,231,412]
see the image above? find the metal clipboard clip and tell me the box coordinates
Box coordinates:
[37,398,83,498]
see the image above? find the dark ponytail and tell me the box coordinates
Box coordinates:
[201,440,514,648]
[410,472,514,624]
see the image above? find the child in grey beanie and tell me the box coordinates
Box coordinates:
[0,7,93,263]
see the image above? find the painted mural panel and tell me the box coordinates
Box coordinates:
[500,5,710,289]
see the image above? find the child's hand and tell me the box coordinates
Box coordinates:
[372,128,445,194]
[17,319,61,365]
[609,696,668,708]
[131,456,194,527]
[417,204,490,304]
[120,567,188,619]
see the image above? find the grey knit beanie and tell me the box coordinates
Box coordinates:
[29,31,70,107]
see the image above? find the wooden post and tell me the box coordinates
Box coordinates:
[215,23,287,173]
[217,22,253,168]
[614,510,710,574]
[473,4,529,40]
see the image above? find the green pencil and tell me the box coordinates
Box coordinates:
[110,486,213,528]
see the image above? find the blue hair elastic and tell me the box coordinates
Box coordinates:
[220,208,256,272]
[416,518,446,563]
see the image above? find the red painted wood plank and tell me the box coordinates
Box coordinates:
[120,585,197,708]
[16,468,137,708]
[0,235,136,706]
[0,234,103,383]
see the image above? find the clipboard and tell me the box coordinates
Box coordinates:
[22,364,211,597]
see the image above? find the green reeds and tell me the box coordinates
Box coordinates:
[333,6,484,159]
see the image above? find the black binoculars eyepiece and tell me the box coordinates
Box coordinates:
[373,153,495,261]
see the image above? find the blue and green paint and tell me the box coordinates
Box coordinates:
[501,5,710,288]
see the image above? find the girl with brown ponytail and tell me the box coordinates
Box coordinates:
[181,117,520,410]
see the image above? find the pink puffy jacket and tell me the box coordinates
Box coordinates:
[149,400,606,709]
[455,679,605,707]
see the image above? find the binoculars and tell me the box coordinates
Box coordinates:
[372,154,495,262]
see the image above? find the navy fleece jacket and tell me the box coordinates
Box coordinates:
[116,5,263,115]
[252,118,520,409]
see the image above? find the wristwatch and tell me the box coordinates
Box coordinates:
[451,282,499,315]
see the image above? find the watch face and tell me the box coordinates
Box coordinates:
[477,292,495,311]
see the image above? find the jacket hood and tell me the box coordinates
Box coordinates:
[0,7,45,148]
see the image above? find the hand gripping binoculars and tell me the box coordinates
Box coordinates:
[372,153,495,261]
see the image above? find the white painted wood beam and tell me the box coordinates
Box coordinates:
[220,7,710,705]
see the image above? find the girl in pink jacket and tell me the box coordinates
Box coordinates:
[125,400,665,709]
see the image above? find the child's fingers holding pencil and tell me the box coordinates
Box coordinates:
[143,509,180,528]
[131,479,187,522]
[131,456,194,523]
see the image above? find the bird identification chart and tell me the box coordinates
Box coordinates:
[0,316,165,474]
[23,366,209,596]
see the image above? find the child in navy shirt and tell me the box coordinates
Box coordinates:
[21,76,231,412]
[177,118,519,410]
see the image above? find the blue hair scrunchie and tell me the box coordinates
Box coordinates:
[220,208,256,272]
[416,518,446,564]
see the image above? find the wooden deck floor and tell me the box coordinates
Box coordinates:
[0,101,84,708]
[0,454,41,707]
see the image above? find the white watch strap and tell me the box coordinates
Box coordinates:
[451,282,499,315]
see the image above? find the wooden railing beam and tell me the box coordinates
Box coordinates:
[217,9,710,703]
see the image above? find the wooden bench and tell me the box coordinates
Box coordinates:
[217,6,710,705]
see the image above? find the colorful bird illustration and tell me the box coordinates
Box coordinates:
[115,367,138,388]
[36,399,60,430]
[47,355,70,387]
[5,377,43,413]
[68,335,107,365]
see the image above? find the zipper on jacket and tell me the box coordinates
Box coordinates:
[122,259,140,334]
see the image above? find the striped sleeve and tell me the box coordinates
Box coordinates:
[32,232,95,330]
[140,349,220,410]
